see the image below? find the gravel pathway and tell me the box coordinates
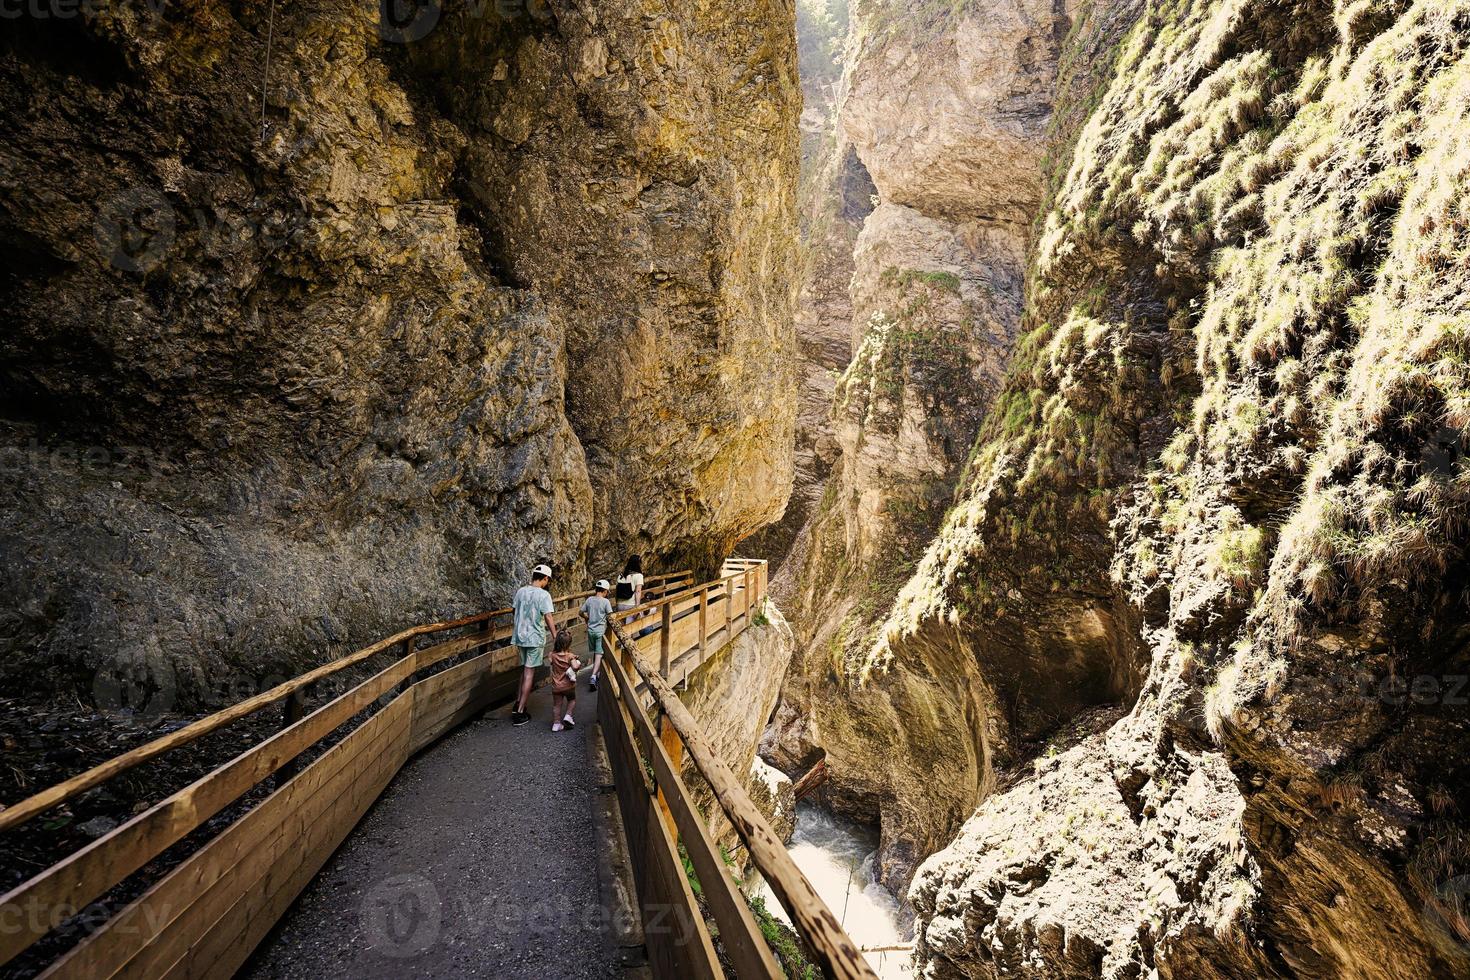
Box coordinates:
[242,676,630,979]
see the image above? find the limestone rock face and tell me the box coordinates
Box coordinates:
[0,0,798,705]
[840,0,1059,226]
[899,0,1470,976]
[745,6,866,582]
[679,601,797,871]
[409,0,802,574]
[768,0,1063,895]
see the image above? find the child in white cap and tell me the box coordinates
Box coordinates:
[580,580,613,691]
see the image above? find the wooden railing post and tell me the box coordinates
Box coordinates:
[620,624,634,679]
[659,599,673,676]
[277,686,310,782]
[616,628,879,980]
[655,710,684,837]
[697,585,708,664]
[394,635,416,698]
[742,568,751,624]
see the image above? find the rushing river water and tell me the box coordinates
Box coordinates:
[751,804,913,979]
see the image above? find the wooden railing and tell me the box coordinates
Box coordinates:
[599,559,877,980]
[614,558,770,685]
[0,570,693,977]
[0,560,876,980]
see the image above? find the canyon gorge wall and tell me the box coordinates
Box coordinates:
[907,0,1470,973]
[744,0,863,581]
[0,0,798,707]
[765,0,1066,888]
[771,0,1470,977]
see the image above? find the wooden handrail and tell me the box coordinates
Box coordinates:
[0,568,696,973]
[0,570,691,835]
[0,559,859,980]
[607,615,876,980]
[611,572,734,624]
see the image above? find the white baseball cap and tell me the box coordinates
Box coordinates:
[595,579,611,590]
[533,564,553,579]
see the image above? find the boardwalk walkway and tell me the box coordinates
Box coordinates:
[243,677,639,979]
[1,559,877,980]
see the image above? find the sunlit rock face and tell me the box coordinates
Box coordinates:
[0,0,798,704]
[744,3,867,582]
[767,0,1064,896]
[892,0,1470,975]
[773,1,1470,976]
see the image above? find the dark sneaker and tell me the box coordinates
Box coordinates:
[588,678,598,691]
[563,717,576,729]
[512,711,529,726]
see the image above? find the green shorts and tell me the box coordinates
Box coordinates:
[588,633,605,656]
[517,644,545,668]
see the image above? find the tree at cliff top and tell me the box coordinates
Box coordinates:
[0,0,798,707]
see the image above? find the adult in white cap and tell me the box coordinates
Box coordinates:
[580,579,613,691]
[510,563,558,726]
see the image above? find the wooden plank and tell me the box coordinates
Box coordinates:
[152,708,410,980]
[211,705,410,976]
[610,580,697,630]
[793,760,829,801]
[168,696,413,980]
[607,623,877,980]
[697,587,708,661]
[659,602,673,676]
[40,693,408,980]
[153,696,414,980]
[93,697,410,980]
[716,581,734,615]
[654,712,679,836]
[669,610,702,665]
[413,624,511,674]
[409,652,517,754]
[0,653,417,968]
[0,632,413,838]
[600,655,720,980]
[618,667,781,980]
[277,686,310,782]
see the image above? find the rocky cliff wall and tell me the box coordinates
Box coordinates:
[745,0,864,581]
[764,0,1066,894]
[865,0,1470,976]
[0,0,798,707]
[768,2,1470,977]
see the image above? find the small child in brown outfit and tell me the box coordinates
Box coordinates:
[547,631,582,732]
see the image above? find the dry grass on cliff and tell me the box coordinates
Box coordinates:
[881,0,1470,744]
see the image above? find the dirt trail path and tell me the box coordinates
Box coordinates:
[242,675,636,979]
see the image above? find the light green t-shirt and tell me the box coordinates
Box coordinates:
[581,595,613,637]
[513,585,554,648]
